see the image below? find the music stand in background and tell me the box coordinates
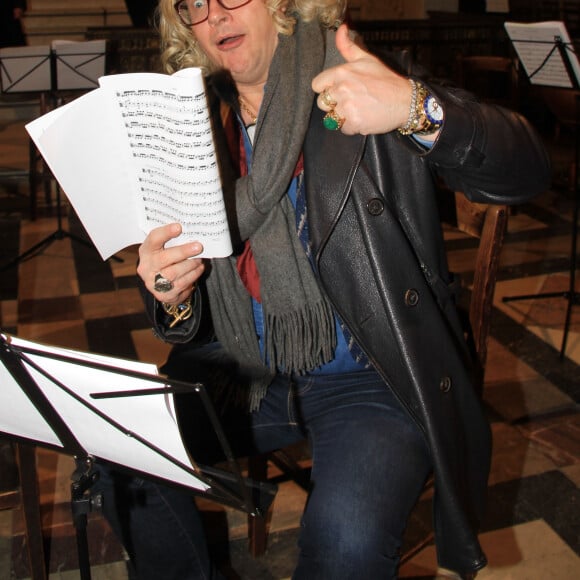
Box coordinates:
[0,41,114,272]
[503,21,580,358]
[52,40,106,92]
[0,45,52,221]
[0,332,276,580]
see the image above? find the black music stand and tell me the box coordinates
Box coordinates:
[0,332,276,580]
[0,42,120,271]
[0,45,52,221]
[502,22,580,358]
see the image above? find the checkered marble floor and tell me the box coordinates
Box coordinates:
[0,116,578,579]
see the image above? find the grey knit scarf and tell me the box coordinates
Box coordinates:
[205,19,344,408]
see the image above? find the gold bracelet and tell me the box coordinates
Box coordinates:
[162,296,193,328]
[397,79,421,136]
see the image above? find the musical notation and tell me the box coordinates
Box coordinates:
[26,68,233,260]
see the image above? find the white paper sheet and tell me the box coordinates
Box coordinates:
[26,68,233,260]
[0,335,209,492]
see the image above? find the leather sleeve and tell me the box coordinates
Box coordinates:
[138,278,215,345]
[402,83,552,206]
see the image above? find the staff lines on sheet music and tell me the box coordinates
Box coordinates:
[121,111,208,125]
[128,136,214,155]
[139,171,221,189]
[513,38,574,82]
[141,191,224,208]
[143,196,227,217]
[130,143,215,162]
[132,150,218,170]
[144,206,228,229]
[124,123,212,139]
[117,88,206,101]
[116,90,206,108]
[126,132,214,150]
[121,111,210,126]
[125,118,207,131]
[117,100,207,118]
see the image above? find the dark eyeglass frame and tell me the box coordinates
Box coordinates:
[174,0,253,27]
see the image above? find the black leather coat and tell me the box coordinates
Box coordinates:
[144,80,551,575]
[301,89,550,573]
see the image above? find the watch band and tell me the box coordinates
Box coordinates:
[398,80,443,136]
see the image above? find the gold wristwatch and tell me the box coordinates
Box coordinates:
[398,80,444,136]
[417,90,444,135]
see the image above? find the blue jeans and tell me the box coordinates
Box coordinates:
[97,346,432,579]
[252,370,432,579]
[93,465,221,580]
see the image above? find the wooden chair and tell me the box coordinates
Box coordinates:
[456,55,520,111]
[534,86,580,192]
[247,193,509,557]
[0,442,47,579]
[452,192,509,384]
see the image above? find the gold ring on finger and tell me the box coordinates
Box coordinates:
[321,88,337,108]
[323,109,345,131]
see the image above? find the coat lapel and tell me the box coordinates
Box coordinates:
[304,106,366,261]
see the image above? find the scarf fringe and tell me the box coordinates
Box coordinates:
[264,299,336,373]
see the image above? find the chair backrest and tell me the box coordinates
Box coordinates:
[452,192,509,381]
[536,86,580,131]
[456,55,520,110]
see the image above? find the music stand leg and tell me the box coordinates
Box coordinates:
[0,184,122,271]
[559,166,580,358]
[71,456,101,580]
[502,94,580,358]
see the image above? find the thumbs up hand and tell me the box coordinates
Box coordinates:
[312,24,413,136]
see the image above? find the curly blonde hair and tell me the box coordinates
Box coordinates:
[157,0,346,75]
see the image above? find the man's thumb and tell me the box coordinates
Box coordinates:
[335,23,365,62]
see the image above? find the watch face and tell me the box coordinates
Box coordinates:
[424,95,444,123]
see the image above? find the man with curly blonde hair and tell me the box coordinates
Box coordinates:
[97,1,550,578]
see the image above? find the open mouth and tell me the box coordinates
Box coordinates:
[217,34,243,48]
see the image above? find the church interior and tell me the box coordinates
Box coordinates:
[1,1,579,579]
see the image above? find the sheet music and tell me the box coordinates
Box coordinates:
[26,68,232,260]
[504,21,580,88]
[0,334,209,492]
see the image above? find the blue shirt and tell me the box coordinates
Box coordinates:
[241,123,365,374]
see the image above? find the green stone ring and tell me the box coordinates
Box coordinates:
[323,109,344,131]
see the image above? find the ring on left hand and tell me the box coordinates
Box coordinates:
[154,273,174,293]
[323,109,344,131]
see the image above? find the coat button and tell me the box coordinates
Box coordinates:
[404,289,419,307]
[367,198,384,216]
[439,376,452,393]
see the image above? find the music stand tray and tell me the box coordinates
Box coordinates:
[0,41,114,271]
[0,332,276,579]
[0,46,51,94]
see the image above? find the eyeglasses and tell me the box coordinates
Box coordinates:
[174,0,253,27]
